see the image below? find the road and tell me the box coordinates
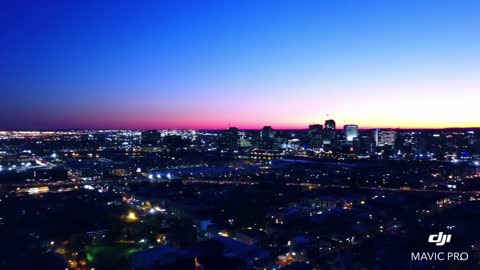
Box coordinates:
[2,177,479,196]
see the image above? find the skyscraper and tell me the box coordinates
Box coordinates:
[323,119,336,145]
[325,119,336,130]
[219,127,240,152]
[344,125,359,142]
[308,124,323,148]
[260,126,275,149]
[261,126,274,140]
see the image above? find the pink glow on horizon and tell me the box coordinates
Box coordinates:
[9,76,480,130]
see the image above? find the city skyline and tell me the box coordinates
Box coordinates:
[2,1,480,130]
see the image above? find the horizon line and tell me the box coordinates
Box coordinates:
[2,126,480,132]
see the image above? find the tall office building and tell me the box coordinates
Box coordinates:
[260,126,275,149]
[325,119,336,130]
[261,126,274,140]
[359,133,375,154]
[219,127,240,152]
[323,119,336,145]
[308,124,323,148]
[344,125,359,142]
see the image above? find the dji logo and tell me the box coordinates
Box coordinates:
[428,232,452,246]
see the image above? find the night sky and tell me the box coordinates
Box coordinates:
[1,0,480,130]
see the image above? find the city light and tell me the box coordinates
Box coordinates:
[127,211,138,221]
[218,231,229,237]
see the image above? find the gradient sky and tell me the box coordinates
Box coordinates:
[1,0,480,130]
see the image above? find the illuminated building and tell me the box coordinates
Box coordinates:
[249,149,283,161]
[375,129,396,147]
[238,131,252,148]
[127,211,138,221]
[111,168,131,177]
[344,124,359,142]
[16,186,49,195]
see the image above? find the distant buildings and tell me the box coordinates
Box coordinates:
[131,123,480,163]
